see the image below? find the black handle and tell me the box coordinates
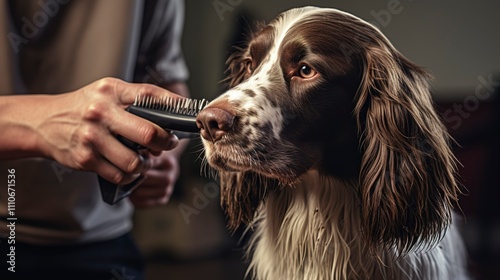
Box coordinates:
[98,175,146,205]
[127,106,199,132]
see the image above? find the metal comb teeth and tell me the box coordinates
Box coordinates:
[133,95,209,116]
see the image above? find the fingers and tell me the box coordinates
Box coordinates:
[99,77,181,106]
[93,158,142,185]
[108,108,179,151]
[128,152,179,208]
[94,133,151,174]
[69,120,153,184]
[129,171,174,208]
[148,149,163,156]
[91,79,181,151]
[72,146,142,185]
[58,78,184,183]
[78,134,156,185]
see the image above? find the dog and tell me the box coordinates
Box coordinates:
[196,7,469,280]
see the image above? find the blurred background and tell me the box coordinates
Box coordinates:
[132,1,500,279]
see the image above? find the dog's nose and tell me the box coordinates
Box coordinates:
[196,107,235,142]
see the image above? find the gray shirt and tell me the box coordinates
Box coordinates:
[0,0,188,244]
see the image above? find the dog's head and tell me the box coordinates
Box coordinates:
[197,7,460,253]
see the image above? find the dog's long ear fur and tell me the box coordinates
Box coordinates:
[223,21,268,88]
[223,46,249,88]
[355,45,461,254]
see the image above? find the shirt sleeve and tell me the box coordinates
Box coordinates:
[134,0,189,84]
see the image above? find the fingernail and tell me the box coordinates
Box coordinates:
[166,133,179,150]
[138,153,151,171]
[143,158,152,172]
[122,172,142,185]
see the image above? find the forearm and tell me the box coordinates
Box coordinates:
[0,94,54,159]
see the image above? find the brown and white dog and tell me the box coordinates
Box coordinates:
[196,7,469,280]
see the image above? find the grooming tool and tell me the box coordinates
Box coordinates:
[99,96,209,205]
[121,96,209,148]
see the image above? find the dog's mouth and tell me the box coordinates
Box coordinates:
[202,138,306,185]
[205,146,251,172]
[203,140,259,173]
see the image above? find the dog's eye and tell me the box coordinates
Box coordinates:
[298,65,317,79]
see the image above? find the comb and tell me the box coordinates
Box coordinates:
[99,96,209,205]
[125,95,209,143]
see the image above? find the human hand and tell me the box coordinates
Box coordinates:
[36,78,180,184]
[129,150,180,208]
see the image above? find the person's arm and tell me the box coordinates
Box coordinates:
[0,94,53,159]
[0,77,181,185]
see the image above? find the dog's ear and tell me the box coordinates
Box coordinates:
[223,46,250,88]
[354,46,461,254]
[219,171,277,231]
[223,21,268,88]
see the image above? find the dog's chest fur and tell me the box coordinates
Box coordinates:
[247,170,459,280]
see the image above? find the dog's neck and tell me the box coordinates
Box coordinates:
[248,170,365,279]
[247,170,422,280]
